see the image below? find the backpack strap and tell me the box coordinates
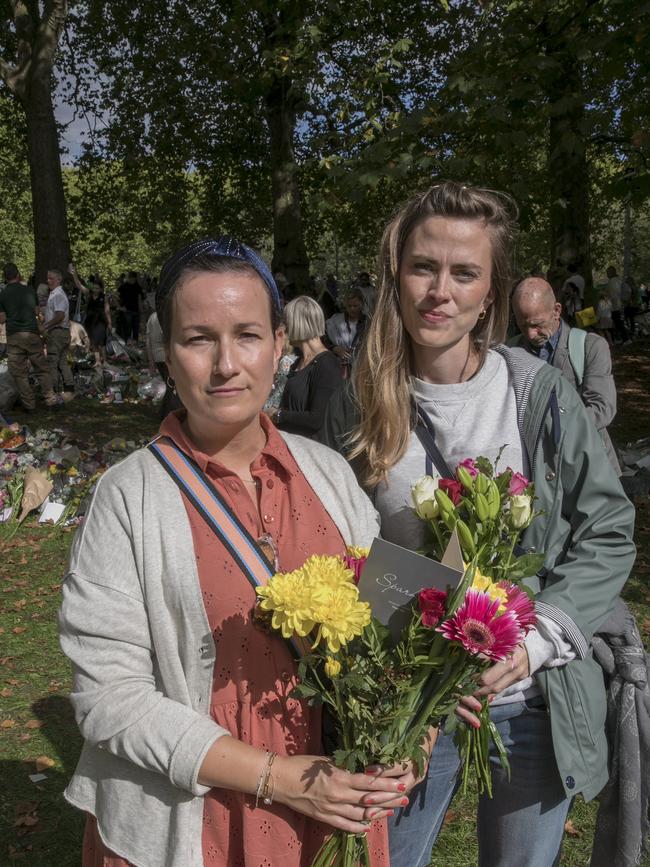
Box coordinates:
[415,405,454,478]
[567,327,587,387]
[148,436,310,659]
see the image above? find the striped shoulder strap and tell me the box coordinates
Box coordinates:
[148,436,310,659]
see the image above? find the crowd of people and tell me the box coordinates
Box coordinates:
[1,181,648,867]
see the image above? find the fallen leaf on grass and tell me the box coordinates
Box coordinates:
[18,733,31,742]
[1,718,17,728]
[1,687,13,697]
[443,809,458,825]
[24,720,43,729]
[564,820,582,838]
[14,814,39,828]
[12,627,27,635]
[35,755,56,771]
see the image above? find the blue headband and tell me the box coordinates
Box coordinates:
[156,236,282,316]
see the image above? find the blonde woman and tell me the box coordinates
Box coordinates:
[320,182,635,867]
[269,295,341,438]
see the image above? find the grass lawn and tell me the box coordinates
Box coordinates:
[1,350,649,865]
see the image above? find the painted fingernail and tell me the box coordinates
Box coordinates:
[400,797,408,806]
[364,767,379,775]
[388,810,395,817]
[397,783,406,792]
[365,797,375,805]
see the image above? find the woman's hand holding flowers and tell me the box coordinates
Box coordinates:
[272,754,408,833]
[455,644,531,728]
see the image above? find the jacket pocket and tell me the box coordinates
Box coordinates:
[563,656,606,747]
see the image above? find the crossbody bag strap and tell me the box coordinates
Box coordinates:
[148,436,309,659]
[414,405,454,479]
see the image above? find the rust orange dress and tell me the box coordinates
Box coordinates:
[83,412,389,867]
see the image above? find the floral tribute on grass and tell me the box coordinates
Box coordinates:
[410,454,544,796]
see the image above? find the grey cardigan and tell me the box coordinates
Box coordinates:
[59,433,380,867]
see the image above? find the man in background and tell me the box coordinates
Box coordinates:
[0,263,61,411]
[42,267,75,397]
[117,271,144,343]
[511,277,619,473]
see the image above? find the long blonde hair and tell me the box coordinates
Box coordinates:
[348,181,518,487]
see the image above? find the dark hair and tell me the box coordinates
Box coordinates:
[3,263,19,282]
[128,270,138,279]
[157,254,282,344]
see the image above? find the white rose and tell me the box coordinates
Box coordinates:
[510,494,532,529]
[412,475,440,520]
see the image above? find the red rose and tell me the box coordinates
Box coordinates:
[439,478,462,505]
[418,588,448,628]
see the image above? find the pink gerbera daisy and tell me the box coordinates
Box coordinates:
[499,581,537,634]
[438,589,523,661]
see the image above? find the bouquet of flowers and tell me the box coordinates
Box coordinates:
[255,523,539,865]
[410,455,544,794]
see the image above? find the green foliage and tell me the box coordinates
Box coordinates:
[0,90,33,271]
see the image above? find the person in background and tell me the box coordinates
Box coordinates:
[69,265,112,367]
[325,286,367,379]
[318,274,338,321]
[42,267,75,398]
[59,237,415,867]
[354,271,376,315]
[606,266,628,343]
[145,310,182,418]
[596,290,614,347]
[622,275,640,338]
[511,277,620,473]
[0,263,61,411]
[117,270,144,344]
[269,296,342,438]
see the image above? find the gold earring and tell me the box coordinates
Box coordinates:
[478,308,487,320]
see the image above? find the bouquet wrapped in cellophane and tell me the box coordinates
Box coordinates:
[255,455,542,867]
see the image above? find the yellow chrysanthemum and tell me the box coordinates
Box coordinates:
[346,545,370,560]
[312,582,371,652]
[256,569,321,638]
[472,569,508,613]
[324,657,342,678]
[300,554,355,589]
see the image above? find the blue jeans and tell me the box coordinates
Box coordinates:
[388,698,572,867]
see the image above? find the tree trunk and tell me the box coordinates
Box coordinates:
[22,70,71,284]
[545,54,592,294]
[265,79,310,294]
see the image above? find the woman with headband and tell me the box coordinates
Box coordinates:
[59,238,422,866]
[320,183,635,867]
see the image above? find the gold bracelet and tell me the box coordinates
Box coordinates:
[255,751,277,808]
